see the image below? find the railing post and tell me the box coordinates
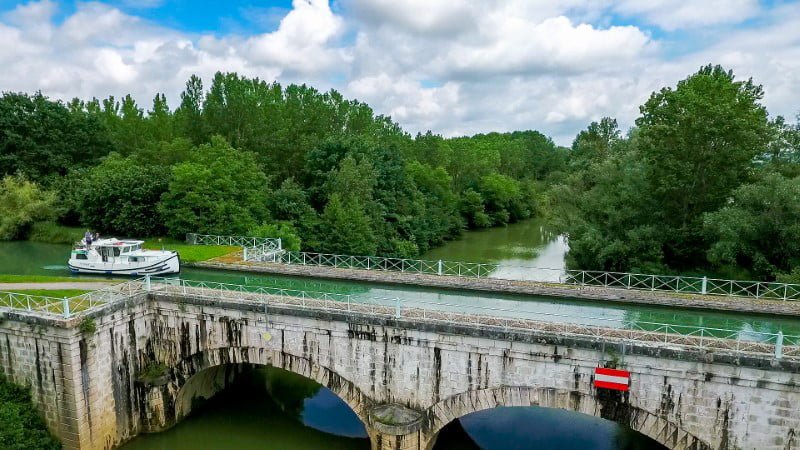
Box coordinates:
[438,260,443,276]
[776,331,784,359]
[784,284,789,301]
[651,275,655,291]
[701,276,708,295]
[145,274,151,292]
[756,283,761,298]
[243,247,248,261]
[626,273,631,289]
[278,238,282,251]
[63,297,70,319]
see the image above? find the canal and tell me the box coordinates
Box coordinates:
[2,218,793,449]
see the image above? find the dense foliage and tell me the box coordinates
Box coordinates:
[554,65,800,280]
[0,74,563,257]
[0,374,61,450]
[1,64,798,280]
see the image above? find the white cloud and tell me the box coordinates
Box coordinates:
[245,0,347,73]
[614,0,761,31]
[0,0,798,146]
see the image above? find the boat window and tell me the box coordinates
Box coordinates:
[76,254,88,260]
[113,248,121,257]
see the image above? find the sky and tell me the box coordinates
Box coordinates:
[0,0,798,145]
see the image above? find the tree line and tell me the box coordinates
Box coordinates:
[552,65,800,282]
[2,65,798,281]
[0,73,563,257]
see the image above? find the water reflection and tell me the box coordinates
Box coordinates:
[434,407,667,450]
[121,366,369,450]
[422,220,569,282]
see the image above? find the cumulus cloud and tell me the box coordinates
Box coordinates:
[614,0,761,31]
[0,0,798,145]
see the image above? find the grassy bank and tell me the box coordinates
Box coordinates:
[0,274,105,283]
[143,239,238,263]
[0,374,61,449]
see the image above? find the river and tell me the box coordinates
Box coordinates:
[2,218,792,449]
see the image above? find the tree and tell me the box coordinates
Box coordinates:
[704,172,800,279]
[77,153,169,236]
[560,65,773,272]
[317,193,377,255]
[569,117,621,170]
[158,136,270,237]
[635,65,770,265]
[0,92,112,183]
[0,175,56,240]
[174,75,206,145]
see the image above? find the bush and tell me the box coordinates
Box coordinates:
[0,375,61,450]
[249,222,302,251]
[28,222,84,245]
[0,176,56,240]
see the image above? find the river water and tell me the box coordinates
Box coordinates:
[1,218,792,449]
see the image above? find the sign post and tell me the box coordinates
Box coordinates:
[594,367,630,391]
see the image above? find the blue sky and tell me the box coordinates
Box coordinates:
[0,0,798,144]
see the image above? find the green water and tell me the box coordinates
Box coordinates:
[423,219,567,282]
[1,221,795,449]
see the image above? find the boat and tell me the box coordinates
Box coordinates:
[68,238,180,275]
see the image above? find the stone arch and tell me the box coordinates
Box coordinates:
[143,345,373,433]
[423,386,711,450]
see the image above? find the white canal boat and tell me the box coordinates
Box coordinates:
[68,238,180,275]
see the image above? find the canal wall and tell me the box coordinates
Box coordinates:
[2,291,800,450]
[191,260,800,317]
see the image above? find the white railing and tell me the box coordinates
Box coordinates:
[146,277,798,360]
[250,250,499,278]
[0,279,147,319]
[3,276,796,359]
[187,233,282,251]
[563,270,800,301]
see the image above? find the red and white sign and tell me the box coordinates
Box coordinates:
[594,367,630,391]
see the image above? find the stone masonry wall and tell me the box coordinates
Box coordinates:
[2,291,800,450]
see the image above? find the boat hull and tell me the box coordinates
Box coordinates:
[68,253,180,276]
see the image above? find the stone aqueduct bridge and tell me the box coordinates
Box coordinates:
[1,282,800,450]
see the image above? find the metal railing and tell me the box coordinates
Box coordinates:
[563,270,800,301]
[187,233,282,251]
[190,233,800,302]
[3,276,797,359]
[250,250,498,278]
[0,279,147,319]
[146,277,798,360]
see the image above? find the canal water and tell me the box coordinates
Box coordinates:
[0,218,791,449]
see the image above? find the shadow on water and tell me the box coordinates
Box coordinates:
[121,366,370,450]
[433,407,668,450]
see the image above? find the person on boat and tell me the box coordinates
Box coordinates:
[84,230,93,247]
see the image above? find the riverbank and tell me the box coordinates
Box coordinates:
[191,259,800,317]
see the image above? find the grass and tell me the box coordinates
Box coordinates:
[0,274,106,283]
[28,222,84,245]
[143,239,238,263]
[5,289,91,297]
